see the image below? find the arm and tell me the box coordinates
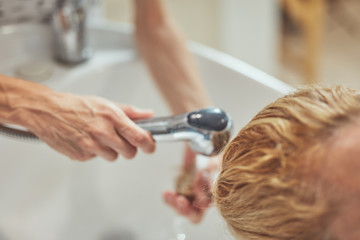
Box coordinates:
[0,74,155,161]
[133,0,214,223]
[133,0,211,114]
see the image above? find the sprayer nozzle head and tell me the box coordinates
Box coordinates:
[136,107,233,156]
[187,107,233,156]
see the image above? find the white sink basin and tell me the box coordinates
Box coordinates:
[0,22,292,240]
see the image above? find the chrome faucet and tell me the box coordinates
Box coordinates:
[51,0,92,64]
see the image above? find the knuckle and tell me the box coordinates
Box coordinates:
[116,115,132,130]
[132,132,148,146]
[78,139,94,151]
[100,110,114,120]
[116,124,128,135]
[125,105,135,114]
[90,127,106,138]
[108,152,118,161]
[123,148,137,160]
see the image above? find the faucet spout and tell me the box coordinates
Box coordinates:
[51,0,92,65]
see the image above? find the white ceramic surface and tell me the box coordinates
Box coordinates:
[0,22,292,240]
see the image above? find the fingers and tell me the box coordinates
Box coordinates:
[74,137,134,162]
[163,191,188,213]
[118,104,154,120]
[84,121,154,161]
[99,129,138,160]
[110,104,156,154]
[89,144,118,162]
[162,167,213,224]
[85,106,154,160]
[163,191,192,216]
[115,116,156,154]
[104,103,156,155]
[79,100,156,160]
[76,137,118,161]
[163,191,206,224]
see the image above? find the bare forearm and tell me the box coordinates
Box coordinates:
[0,74,54,128]
[134,0,211,114]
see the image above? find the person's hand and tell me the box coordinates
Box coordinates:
[163,146,218,223]
[21,91,156,161]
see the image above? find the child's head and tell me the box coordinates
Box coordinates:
[214,86,360,240]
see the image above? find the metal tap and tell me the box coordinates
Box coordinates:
[51,0,92,64]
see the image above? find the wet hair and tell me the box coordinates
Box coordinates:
[214,86,360,240]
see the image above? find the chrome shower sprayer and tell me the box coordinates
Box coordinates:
[136,107,233,156]
[0,107,233,156]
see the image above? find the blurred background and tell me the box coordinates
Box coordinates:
[101,0,360,89]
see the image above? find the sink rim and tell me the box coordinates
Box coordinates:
[0,19,293,95]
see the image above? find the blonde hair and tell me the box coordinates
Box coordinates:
[214,86,360,240]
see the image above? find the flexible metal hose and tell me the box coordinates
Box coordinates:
[0,124,40,141]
